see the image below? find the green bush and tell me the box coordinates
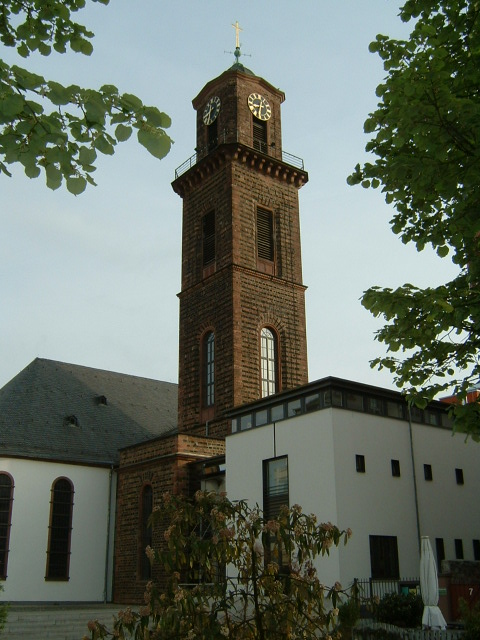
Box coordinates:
[459,598,480,640]
[338,598,361,639]
[374,592,423,628]
[0,584,8,634]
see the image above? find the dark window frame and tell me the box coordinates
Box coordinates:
[391,459,401,477]
[424,464,433,481]
[455,468,464,485]
[139,484,153,580]
[45,477,74,581]
[263,456,289,570]
[435,538,445,570]
[0,473,14,580]
[356,454,366,473]
[455,538,464,560]
[369,535,400,580]
[473,539,480,561]
[256,207,274,263]
[202,211,215,268]
[203,330,215,408]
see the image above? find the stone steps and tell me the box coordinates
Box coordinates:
[2,604,129,640]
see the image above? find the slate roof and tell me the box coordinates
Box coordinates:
[0,358,178,465]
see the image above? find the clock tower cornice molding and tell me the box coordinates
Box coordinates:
[172,142,308,197]
[192,68,285,108]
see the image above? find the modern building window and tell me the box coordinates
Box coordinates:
[455,468,464,485]
[256,208,274,262]
[260,327,278,398]
[140,484,153,580]
[424,464,433,481]
[455,538,464,560]
[369,535,400,579]
[263,456,289,569]
[435,538,445,569]
[202,211,215,267]
[391,459,401,477]
[346,392,363,411]
[203,331,215,407]
[46,477,74,580]
[473,539,480,561]
[0,473,14,579]
[356,454,366,473]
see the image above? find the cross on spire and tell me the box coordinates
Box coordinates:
[232,20,243,50]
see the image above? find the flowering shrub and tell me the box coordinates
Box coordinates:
[85,491,351,639]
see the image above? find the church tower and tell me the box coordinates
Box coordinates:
[172,44,309,436]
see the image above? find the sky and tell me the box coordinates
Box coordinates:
[0,1,458,391]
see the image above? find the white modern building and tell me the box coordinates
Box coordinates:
[226,376,480,592]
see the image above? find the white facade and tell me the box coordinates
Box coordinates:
[226,380,480,591]
[0,458,116,602]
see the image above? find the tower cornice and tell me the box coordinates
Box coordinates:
[172,142,308,197]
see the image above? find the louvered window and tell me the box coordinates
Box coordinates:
[253,118,267,153]
[46,478,74,580]
[203,211,215,266]
[0,474,13,579]
[140,484,153,580]
[257,208,274,262]
[208,120,218,151]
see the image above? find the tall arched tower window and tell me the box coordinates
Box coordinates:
[46,477,74,580]
[140,484,153,580]
[261,327,278,398]
[0,473,14,579]
[204,331,215,407]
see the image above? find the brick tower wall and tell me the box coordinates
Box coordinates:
[113,433,225,603]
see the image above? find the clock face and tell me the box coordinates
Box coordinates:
[203,96,221,125]
[248,93,272,121]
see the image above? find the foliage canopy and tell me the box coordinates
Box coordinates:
[348,0,480,439]
[0,0,172,194]
[86,491,351,640]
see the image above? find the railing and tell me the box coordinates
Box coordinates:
[174,129,305,179]
[353,621,464,639]
[354,577,421,600]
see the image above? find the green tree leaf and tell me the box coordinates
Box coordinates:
[350,0,480,440]
[0,1,171,193]
[137,127,172,160]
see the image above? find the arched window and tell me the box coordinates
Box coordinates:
[0,473,14,579]
[261,327,278,398]
[46,477,74,580]
[140,484,153,580]
[204,331,215,407]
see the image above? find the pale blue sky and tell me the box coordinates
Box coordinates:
[0,1,457,390]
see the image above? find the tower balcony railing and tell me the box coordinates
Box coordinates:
[174,129,305,179]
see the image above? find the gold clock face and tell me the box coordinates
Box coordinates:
[203,96,221,125]
[248,93,271,121]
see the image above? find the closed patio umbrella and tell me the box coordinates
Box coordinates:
[420,536,447,629]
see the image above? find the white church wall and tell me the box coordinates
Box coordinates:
[0,457,113,602]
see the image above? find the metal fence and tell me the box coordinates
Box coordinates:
[353,621,464,639]
[353,577,421,600]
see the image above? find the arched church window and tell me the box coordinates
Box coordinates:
[46,477,74,580]
[260,327,278,398]
[0,473,14,579]
[140,484,153,580]
[204,331,215,407]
